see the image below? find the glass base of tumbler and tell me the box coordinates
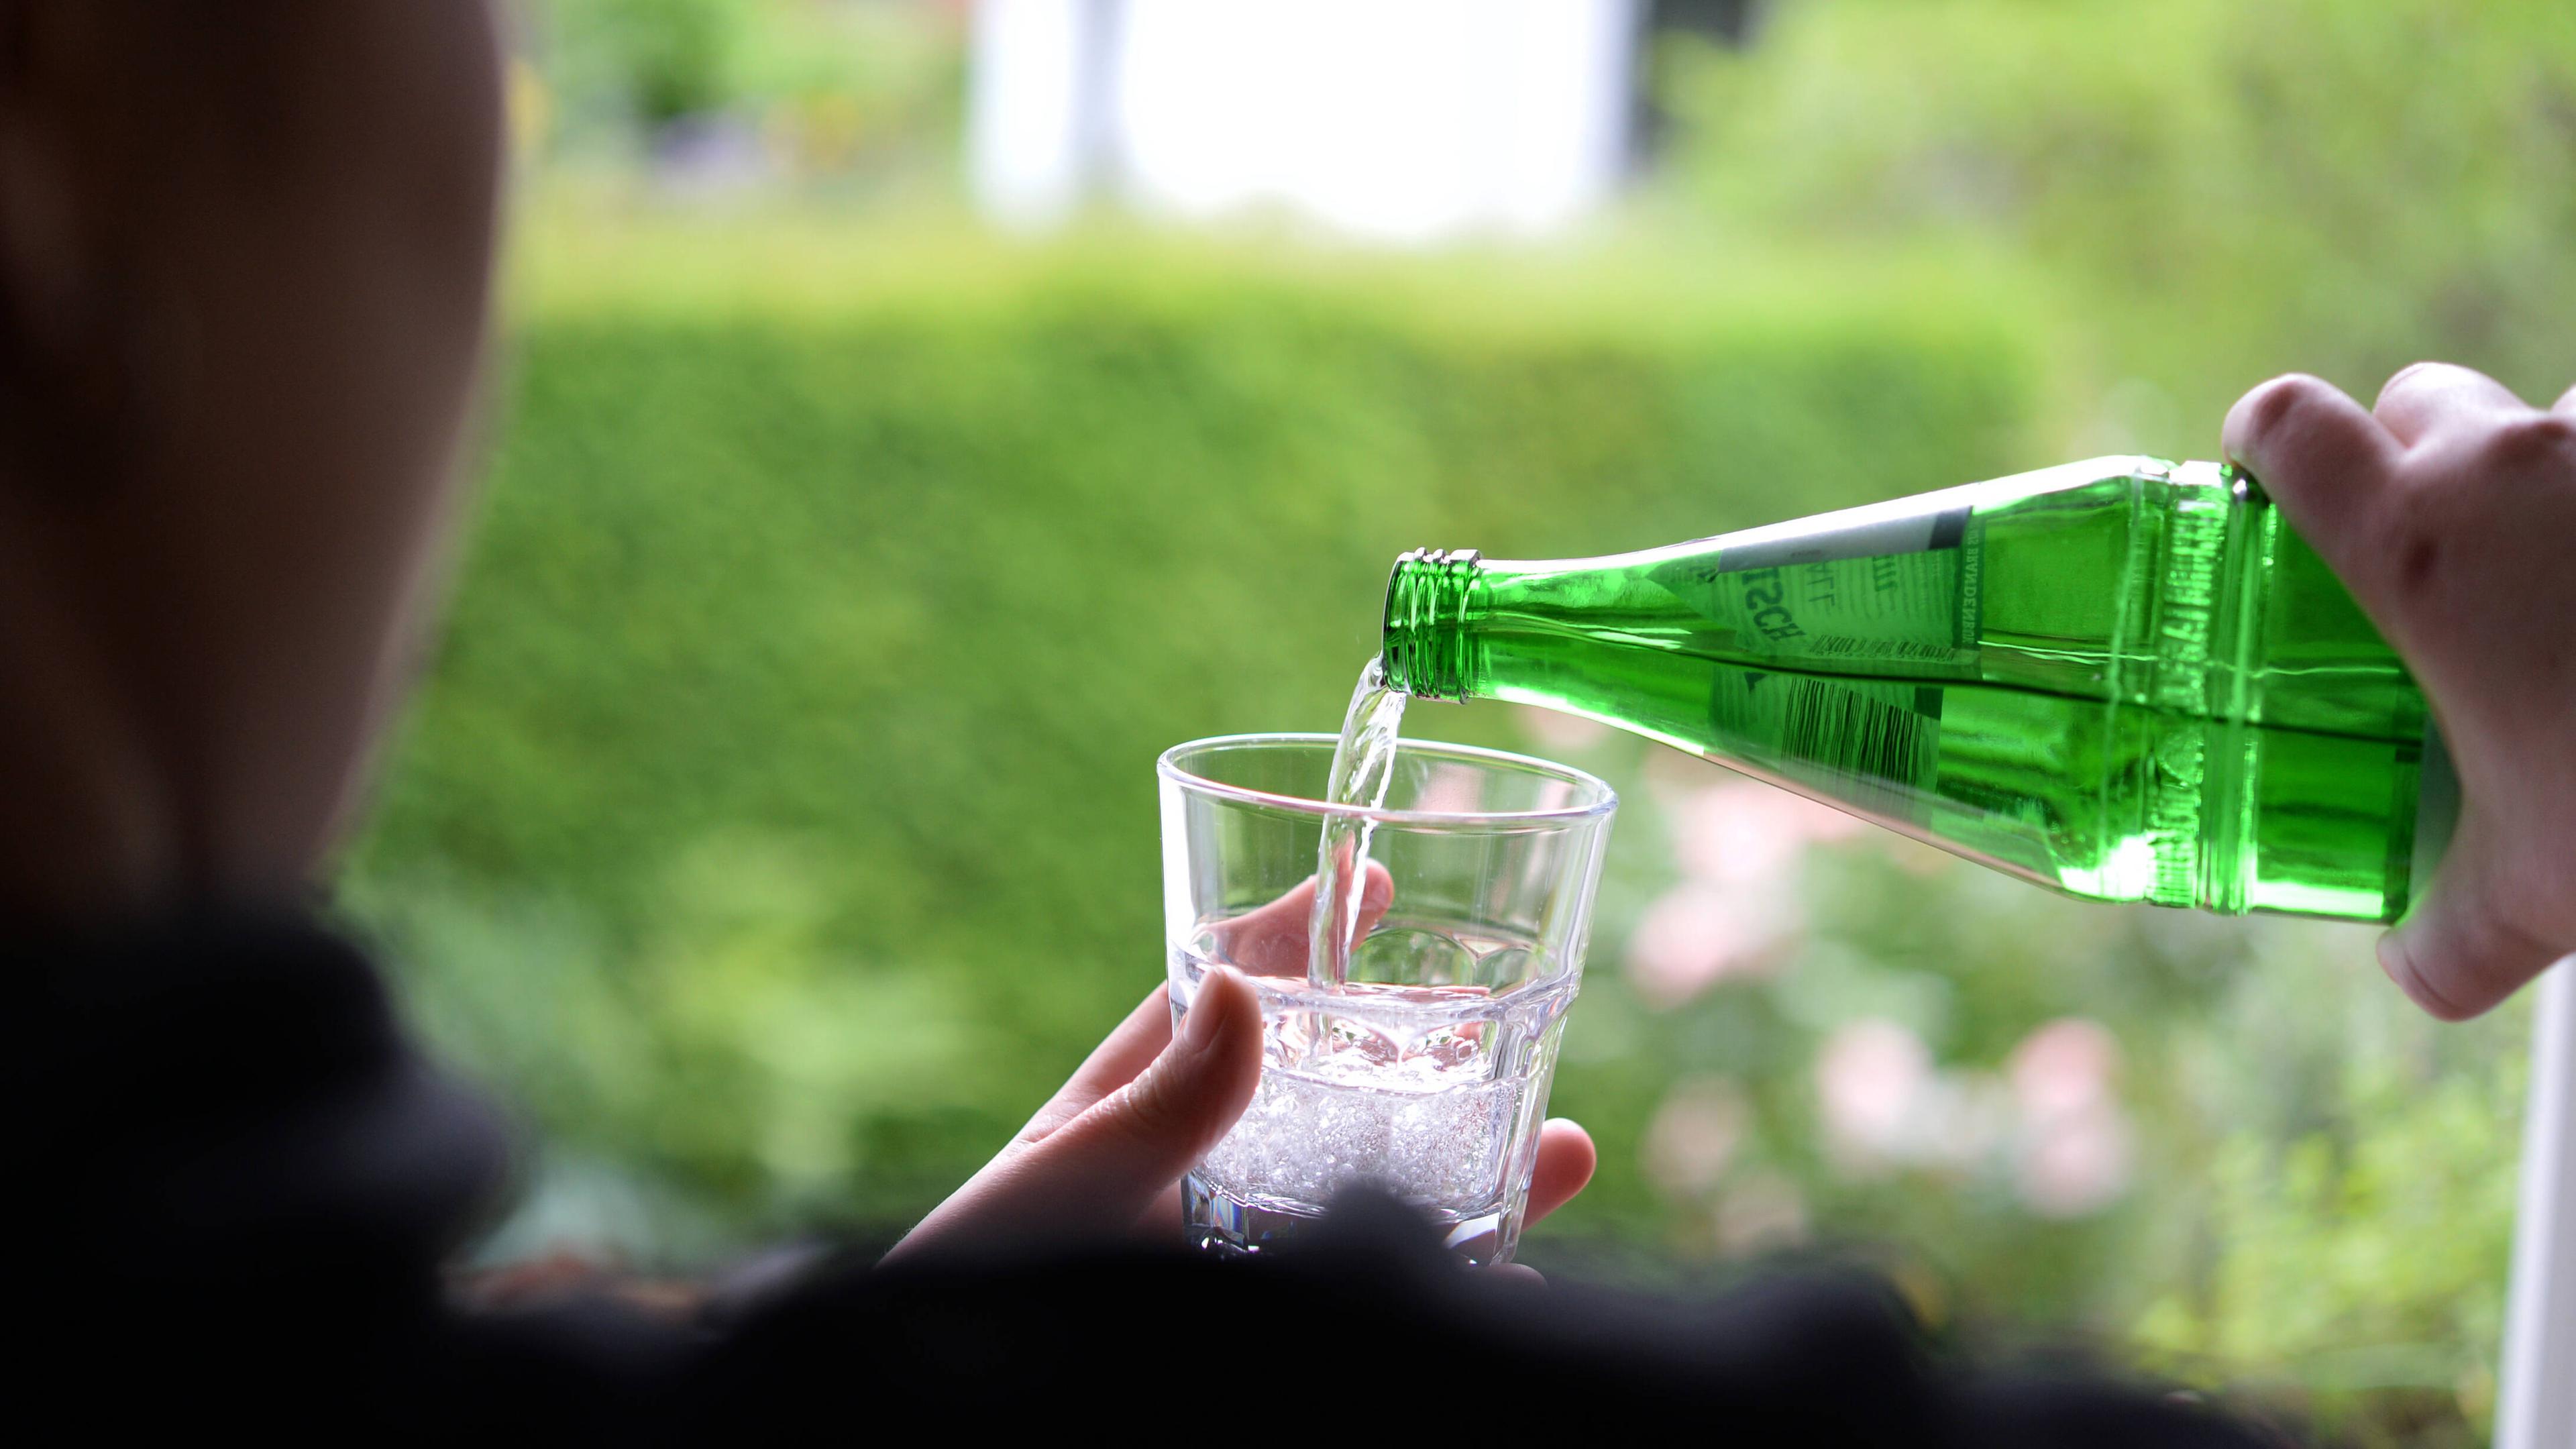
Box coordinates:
[1181,1171,1515,1267]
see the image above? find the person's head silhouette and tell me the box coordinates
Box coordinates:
[0,0,506,920]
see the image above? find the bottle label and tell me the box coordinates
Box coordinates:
[1709,673,1945,824]
[1649,504,1982,680]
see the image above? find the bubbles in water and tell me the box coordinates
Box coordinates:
[1182,961,1574,1220]
[1196,1057,1523,1215]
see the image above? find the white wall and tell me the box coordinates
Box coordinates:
[969,0,1641,244]
[2500,962,2576,1449]
[967,0,1096,229]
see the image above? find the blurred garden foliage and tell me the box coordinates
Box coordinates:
[356,224,2033,1228]
[347,3,2571,1445]
[530,0,960,179]
[1654,0,2575,443]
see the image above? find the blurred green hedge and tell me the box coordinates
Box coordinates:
[1656,0,2576,440]
[347,230,2036,1232]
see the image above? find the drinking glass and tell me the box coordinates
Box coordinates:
[1158,733,1617,1265]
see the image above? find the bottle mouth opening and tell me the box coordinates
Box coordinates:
[1382,548,1480,702]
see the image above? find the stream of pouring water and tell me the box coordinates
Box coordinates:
[1309,656,1407,985]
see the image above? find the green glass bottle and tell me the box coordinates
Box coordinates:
[1383,457,2455,922]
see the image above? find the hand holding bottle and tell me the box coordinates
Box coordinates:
[2225,364,2576,1019]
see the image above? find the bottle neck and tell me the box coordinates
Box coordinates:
[1382,548,1483,700]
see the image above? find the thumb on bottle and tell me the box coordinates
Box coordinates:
[2221,374,2409,622]
[2381,814,2565,1021]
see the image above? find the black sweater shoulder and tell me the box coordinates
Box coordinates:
[17,913,2282,1445]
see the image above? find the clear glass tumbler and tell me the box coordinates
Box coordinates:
[1158,733,1617,1265]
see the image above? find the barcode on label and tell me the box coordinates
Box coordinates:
[1782,680,1937,820]
[1809,636,1962,664]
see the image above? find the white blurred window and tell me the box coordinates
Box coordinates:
[969,0,1641,244]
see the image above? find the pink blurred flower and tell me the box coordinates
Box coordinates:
[2007,1018,2121,1120]
[1408,769,1482,818]
[1815,1018,1933,1172]
[1513,704,1613,755]
[1619,778,1866,1008]
[1624,881,1799,1006]
[2006,1018,2134,1218]
[1666,779,1864,888]
[1641,1077,1749,1199]
[2016,1106,2134,1218]
[1805,1014,2135,1213]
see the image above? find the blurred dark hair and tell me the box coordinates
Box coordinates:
[0,1,307,494]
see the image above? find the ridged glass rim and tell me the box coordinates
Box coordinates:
[1157,731,1617,827]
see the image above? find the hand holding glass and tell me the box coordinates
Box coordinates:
[1159,734,1616,1265]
